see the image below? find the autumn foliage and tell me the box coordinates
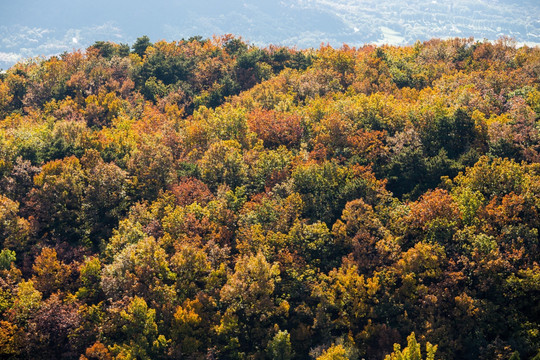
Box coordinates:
[0,35,539,359]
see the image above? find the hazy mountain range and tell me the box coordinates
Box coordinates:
[1,0,539,70]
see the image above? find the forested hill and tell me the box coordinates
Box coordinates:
[0,36,539,360]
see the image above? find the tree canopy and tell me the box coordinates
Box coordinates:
[0,35,539,359]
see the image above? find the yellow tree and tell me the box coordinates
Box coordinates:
[384,332,438,360]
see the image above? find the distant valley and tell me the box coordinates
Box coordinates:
[1,0,539,69]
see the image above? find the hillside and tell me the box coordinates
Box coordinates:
[0,36,539,359]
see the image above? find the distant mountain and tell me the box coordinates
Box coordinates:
[1,0,539,70]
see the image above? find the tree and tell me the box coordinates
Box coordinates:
[404,189,460,248]
[132,36,152,58]
[170,177,213,206]
[199,140,248,191]
[170,243,211,301]
[90,41,130,59]
[101,236,175,307]
[80,341,112,360]
[384,332,438,360]
[316,344,348,360]
[292,161,386,225]
[32,247,72,297]
[0,195,30,252]
[170,298,208,358]
[0,78,14,118]
[332,199,395,273]
[0,320,21,357]
[84,90,125,127]
[24,293,82,359]
[110,296,169,359]
[127,139,175,201]
[383,128,428,199]
[11,280,42,324]
[1,36,540,360]
[0,249,16,270]
[312,260,380,339]
[81,150,131,243]
[76,256,103,303]
[27,156,85,243]
[287,220,342,271]
[267,330,293,360]
[247,109,303,148]
[217,252,283,357]
[0,157,40,204]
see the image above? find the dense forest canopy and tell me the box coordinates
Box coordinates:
[0,35,539,360]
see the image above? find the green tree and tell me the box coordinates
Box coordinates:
[27,156,86,243]
[217,252,284,357]
[81,150,131,243]
[199,140,248,191]
[267,330,293,360]
[127,139,175,201]
[292,161,386,225]
[384,332,438,360]
[11,280,42,324]
[110,296,169,359]
[132,36,152,58]
[76,256,103,303]
[101,237,175,307]
[0,249,16,270]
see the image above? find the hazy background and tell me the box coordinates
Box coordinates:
[1,0,539,69]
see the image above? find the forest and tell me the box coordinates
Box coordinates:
[0,35,539,360]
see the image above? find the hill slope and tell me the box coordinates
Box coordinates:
[0,37,539,359]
